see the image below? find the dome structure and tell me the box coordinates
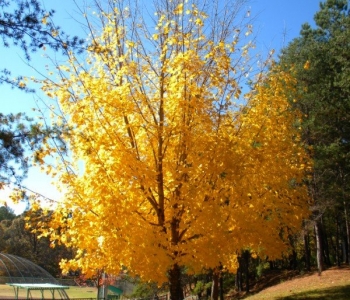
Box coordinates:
[0,253,58,284]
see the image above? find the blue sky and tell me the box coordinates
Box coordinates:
[0,0,322,213]
[1,0,322,115]
[252,0,319,52]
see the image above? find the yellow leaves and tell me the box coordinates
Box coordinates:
[18,81,26,89]
[51,29,59,37]
[194,18,203,26]
[304,60,310,70]
[104,25,113,34]
[9,189,25,204]
[126,40,135,48]
[33,1,311,286]
[174,3,184,15]
[60,234,67,244]
[41,14,49,25]
[58,65,70,72]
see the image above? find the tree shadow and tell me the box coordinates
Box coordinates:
[249,270,313,295]
[275,285,350,300]
[228,270,314,299]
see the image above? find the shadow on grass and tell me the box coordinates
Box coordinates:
[275,284,350,300]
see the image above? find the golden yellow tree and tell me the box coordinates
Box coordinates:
[36,1,309,299]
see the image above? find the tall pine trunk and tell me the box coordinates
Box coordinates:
[321,217,331,266]
[304,231,311,271]
[336,216,341,267]
[344,201,350,265]
[314,221,323,275]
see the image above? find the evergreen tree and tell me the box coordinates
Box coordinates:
[0,0,84,88]
[279,0,350,270]
[0,0,82,193]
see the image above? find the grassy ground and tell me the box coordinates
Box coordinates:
[0,284,98,299]
[1,267,350,299]
[239,266,350,300]
[65,286,98,298]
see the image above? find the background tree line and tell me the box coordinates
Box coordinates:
[0,206,74,276]
[278,0,350,275]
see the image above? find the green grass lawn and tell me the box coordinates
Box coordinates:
[66,286,98,298]
[0,284,98,299]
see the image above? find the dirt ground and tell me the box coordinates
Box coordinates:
[229,265,350,299]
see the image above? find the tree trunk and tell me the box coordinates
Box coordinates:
[336,216,341,267]
[96,270,105,300]
[321,217,331,266]
[219,273,224,300]
[344,201,350,265]
[315,221,324,275]
[235,258,243,292]
[243,250,250,293]
[168,263,183,300]
[211,272,219,300]
[342,233,348,263]
[288,249,297,270]
[304,231,311,271]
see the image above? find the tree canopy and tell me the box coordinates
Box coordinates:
[34,1,310,299]
[278,0,350,271]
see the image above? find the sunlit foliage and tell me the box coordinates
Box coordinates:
[35,0,310,297]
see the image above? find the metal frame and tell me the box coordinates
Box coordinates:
[7,283,70,300]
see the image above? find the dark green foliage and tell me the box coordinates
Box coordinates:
[0,211,74,276]
[0,112,65,191]
[0,205,15,221]
[191,280,212,297]
[0,0,76,194]
[255,261,270,279]
[278,0,350,270]
[279,0,350,184]
[0,113,38,187]
[0,0,85,90]
[281,3,350,188]
[129,278,164,299]
[0,0,85,57]
[220,272,235,295]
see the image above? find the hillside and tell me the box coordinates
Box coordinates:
[235,266,350,299]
